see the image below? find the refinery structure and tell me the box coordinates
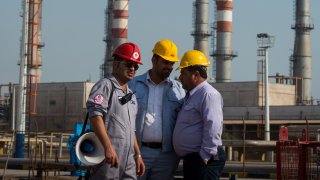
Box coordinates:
[0,0,320,179]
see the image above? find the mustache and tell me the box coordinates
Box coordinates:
[163,68,172,71]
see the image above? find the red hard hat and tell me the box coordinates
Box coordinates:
[113,42,142,65]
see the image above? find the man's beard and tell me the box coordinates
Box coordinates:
[161,69,172,79]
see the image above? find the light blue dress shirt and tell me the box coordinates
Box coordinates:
[173,81,224,161]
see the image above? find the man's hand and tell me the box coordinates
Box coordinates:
[105,146,119,168]
[90,116,119,168]
[135,155,145,176]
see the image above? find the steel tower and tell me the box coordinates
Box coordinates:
[291,0,314,105]
[192,0,211,78]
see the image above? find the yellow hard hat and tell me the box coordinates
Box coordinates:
[177,50,210,70]
[152,39,179,62]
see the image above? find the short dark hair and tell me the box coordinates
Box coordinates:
[113,55,123,61]
[152,54,160,61]
[186,65,207,79]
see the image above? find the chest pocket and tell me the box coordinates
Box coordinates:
[167,85,183,101]
[135,89,147,110]
[106,112,127,139]
[183,102,199,116]
[182,102,201,124]
[167,92,179,102]
[135,89,145,99]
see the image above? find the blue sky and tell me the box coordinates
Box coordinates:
[1,0,319,99]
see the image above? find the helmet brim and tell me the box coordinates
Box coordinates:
[113,54,143,65]
[176,63,209,70]
[157,54,179,62]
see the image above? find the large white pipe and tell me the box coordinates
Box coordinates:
[15,0,29,158]
[265,49,270,141]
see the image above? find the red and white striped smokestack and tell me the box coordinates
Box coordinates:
[214,0,237,82]
[112,0,129,48]
[103,0,129,78]
[216,0,232,32]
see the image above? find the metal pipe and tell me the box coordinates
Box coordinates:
[265,49,270,141]
[15,0,29,158]
[58,134,63,158]
[11,85,16,132]
[256,33,274,143]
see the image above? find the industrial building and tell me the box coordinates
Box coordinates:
[0,80,301,132]
[21,82,93,132]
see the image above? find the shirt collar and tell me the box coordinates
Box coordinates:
[188,81,207,97]
[146,71,169,85]
[109,76,132,93]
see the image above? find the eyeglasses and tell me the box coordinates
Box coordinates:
[120,61,139,71]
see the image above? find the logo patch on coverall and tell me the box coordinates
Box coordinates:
[94,94,104,104]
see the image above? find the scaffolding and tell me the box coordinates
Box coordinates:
[277,127,320,180]
[26,0,43,116]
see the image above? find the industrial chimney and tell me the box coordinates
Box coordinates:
[192,0,211,78]
[291,0,314,105]
[15,0,44,158]
[213,0,237,82]
[103,0,129,78]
